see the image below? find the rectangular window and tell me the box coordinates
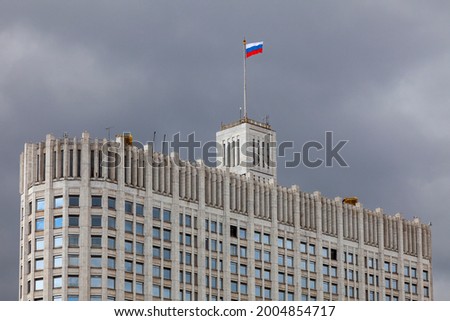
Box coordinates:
[309,244,316,255]
[322,247,329,258]
[254,231,261,243]
[69,195,79,207]
[322,265,329,275]
[385,278,391,289]
[136,203,144,216]
[53,255,62,268]
[255,285,262,297]
[91,196,102,207]
[53,235,63,248]
[153,227,161,239]
[125,201,133,214]
[286,256,294,268]
[36,199,45,211]
[35,218,44,231]
[68,275,79,287]
[163,229,171,241]
[108,237,116,250]
[424,286,429,297]
[67,295,79,301]
[392,263,398,273]
[54,196,63,209]
[91,255,102,268]
[263,233,270,245]
[239,227,247,239]
[240,246,247,258]
[255,249,261,261]
[91,236,102,248]
[332,283,338,294]
[255,267,262,279]
[384,262,390,272]
[35,258,44,270]
[264,269,271,280]
[68,254,79,267]
[263,250,271,262]
[230,244,238,256]
[309,261,316,273]
[153,246,161,258]
[404,266,410,277]
[91,215,102,227]
[287,274,294,285]
[163,210,171,222]
[286,239,293,250]
[231,281,238,293]
[185,234,192,246]
[331,266,337,277]
[125,260,133,273]
[136,262,144,275]
[90,275,102,288]
[163,248,171,260]
[323,281,330,293]
[264,288,271,299]
[108,197,116,210]
[411,267,417,278]
[230,261,238,274]
[240,264,247,276]
[300,242,307,253]
[152,285,161,297]
[125,280,133,292]
[125,220,133,233]
[392,279,398,290]
[125,240,133,253]
[185,214,192,227]
[136,223,144,235]
[278,237,284,248]
[153,207,161,220]
[240,283,248,295]
[278,272,285,283]
[163,287,171,299]
[35,278,44,291]
[278,254,284,266]
[54,216,63,229]
[153,265,161,278]
[108,257,115,269]
[163,267,171,280]
[69,215,79,227]
[107,216,115,229]
[136,281,144,295]
[423,270,429,281]
[108,277,115,290]
[211,221,217,233]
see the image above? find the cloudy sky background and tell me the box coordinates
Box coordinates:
[1,0,449,300]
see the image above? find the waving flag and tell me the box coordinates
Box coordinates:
[245,41,263,58]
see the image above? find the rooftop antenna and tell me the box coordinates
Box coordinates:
[153,131,157,142]
[106,127,113,141]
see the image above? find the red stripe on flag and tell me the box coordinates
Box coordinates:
[246,48,263,58]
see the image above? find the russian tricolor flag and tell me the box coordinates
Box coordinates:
[246,41,263,58]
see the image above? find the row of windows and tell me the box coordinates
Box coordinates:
[33,196,144,216]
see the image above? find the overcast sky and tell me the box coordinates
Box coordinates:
[1,0,449,300]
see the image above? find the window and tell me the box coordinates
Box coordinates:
[411,267,417,278]
[230,244,238,256]
[54,216,63,229]
[309,261,316,273]
[125,260,133,273]
[287,274,294,285]
[255,285,262,297]
[412,284,417,294]
[301,259,307,270]
[278,272,285,283]
[68,254,79,267]
[107,216,116,229]
[322,265,329,275]
[108,277,115,290]
[163,287,171,299]
[347,253,354,264]
[286,256,294,267]
[240,264,247,276]
[92,196,102,207]
[332,283,338,294]
[108,237,116,250]
[68,275,79,287]
[230,262,237,274]
[384,262,390,272]
[91,235,102,248]
[163,210,171,222]
[264,251,271,262]
[125,240,133,253]
[424,286,429,297]
[67,295,79,301]
[322,247,329,258]
[136,203,144,216]
[263,233,270,245]
[163,229,171,241]
[240,246,247,258]
[108,197,116,210]
[423,270,429,281]
[185,272,192,284]
[163,248,171,260]
[185,214,192,227]
[91,275,102,288]
[153,265,161,278]
[264,270,271,280]
[125,280,133,292]
[136,262,144,274]
[153,207,161,220]
[53,276,62,288]
[69,215,79,227]
[278,254,284,266]
[163,268,171,280]
[185,234,192,246]
[36,199,45,211]
[53,255,62,268]
[286,239,293,250]
[331,266,337,277]
[330,249,337,260]
[404,266,410,276]
[255,267,262,279]
[53,295,62,301]
[392,279,398,290]
[91,215,102,227]
[239,228,247,239]
[255,249,261,261]
[240,283,248,295]
[323,281,330,292]
[108,257,115,269]
[153,227,161,239]
[231,281,238,293]
[125,220,133,233]
[368,257,374,268]
[392,263,398,273]
[54,196,63,209]
[125,201,133,214]
[211,221,217,233]
[264,288,271,299]
[54,235,63,248]
[136,223,144,235]
[153,246,161,258]
[69,195,79,207]
[35,258,44,270]
[35,218,44,231]
[309,244,316,255]
[152,285,161,297]
[254,231,261,243]
[136,242,144,255]
[35,278,44,291]
[404,282,410,292]
[136,282,144,295]
[278,237,284,248]
[300,242,307,253]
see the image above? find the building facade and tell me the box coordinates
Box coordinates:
[18,118,433,301]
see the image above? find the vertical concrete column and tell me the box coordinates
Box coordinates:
[132,148,138,186]
[293,186,301,300]
[114,136,125,300]
[143,142,153,300]
[247,174,256,299]
[270,181,279,300]
[414,219,423,300]
[43,134,54,300]
[396,213,405,300]
[222,169,231,300]
[171,153,180,299]
[335,197,345,300]
[314,191,323,300]
[186,164,191,200]
[357,203,365,300]
[101,139,108,180]
[376,208,385,300]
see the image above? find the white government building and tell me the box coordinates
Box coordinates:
[18,117,433,301]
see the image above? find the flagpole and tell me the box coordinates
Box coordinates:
[243,38,247,119]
